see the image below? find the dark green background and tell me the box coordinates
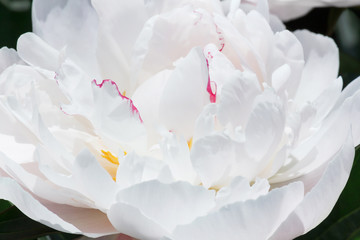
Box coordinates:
[1,2,360,240]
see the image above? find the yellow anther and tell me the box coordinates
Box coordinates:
[101,150,119,165]
[122,90,127,96]
[187,138,193,150]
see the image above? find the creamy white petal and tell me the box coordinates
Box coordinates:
[132,6,221,85]
[109,202,170,240]
[32,0,100,78]
[0,47,21,74]
[17,32,60,71]
[270,133,354,239]
[294,30,339,106]
[217,69,261,127]
[245,89,285,161]
[116,152,173,189]
[191,133,235,188]
[161,133,198,183]
[158,47,209,139]
[0,177,81,234]
[215,176,270,209]
[115,181,215,232]
[173,181,304,240]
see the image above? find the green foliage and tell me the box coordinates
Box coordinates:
[0,203,81,240]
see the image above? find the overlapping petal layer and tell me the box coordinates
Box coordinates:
[0,0,359,239]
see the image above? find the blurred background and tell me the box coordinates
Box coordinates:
[0,1,360,239]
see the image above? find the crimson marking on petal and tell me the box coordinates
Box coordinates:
[92,79,143,123]
[193,10,203,25]
[205,58,217,103]
[59,106,71,116]
[214,22,225,52]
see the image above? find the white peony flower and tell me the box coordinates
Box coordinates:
[0,0,359,239]
[222,0,360,21]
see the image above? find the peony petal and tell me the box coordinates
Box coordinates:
[42,202,118,237]
[158,47,209,139]
[270,30,304,98]
[132,6,221,85]
[90,79,145,143]
[0,47,21,74]
[32,0,100,78]
[17,32,60,71]
[0,150,90,208]
[173,181,304,240]
[269,133,354,240]
[116,152,173,189]
[161,133,198,183]
[245,89,285,161]
[294,30,339,106]
[217,69,261,127]
[131,69,172,144]
[113,180,215,233]
[108,202,170,240]
[191,133,235,188]
[215,176,270,209]
[0,177,81,234]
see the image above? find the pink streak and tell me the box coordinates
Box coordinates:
[192,10,225,52]
[193,10,203,25]
[92,79,143,123]
[205,58,217,103]
[214,22,225,52]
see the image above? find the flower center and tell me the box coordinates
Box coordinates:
[101,150,120,165]
[100,150,126,181]
[187,138,193,150]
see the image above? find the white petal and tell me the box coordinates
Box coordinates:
[90,79,145,142]
[215,176,270,209]
[217,69,261,127]
[108,202,170,240]
[158,47,209,139]
[39,149,118,211]
[0,177,81,234]
[161,133,198,183]
[245,89,285,161]
[116,152,173,189]
[173,181,304,240]
[17,32,60,71]
[294,30,339,106]
[132,69,172,144]
[270,30,304,98]
[191,133,235,188]
[0,150,90,208]
[114,181,215,233]
[32,0,100,77]
[132,6,222,85]
[0,47,21,74]
[270,133,354,240]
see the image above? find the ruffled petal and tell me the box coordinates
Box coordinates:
[173,181,304,240]
[158,47,209,139]
[32,0,100,77]
[0,47,21,74]
[109,181,215,238]
[269,133,354,239]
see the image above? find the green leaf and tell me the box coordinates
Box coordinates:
[0,200,12,213]
[0,207,57,240]
[327,8,344,36]
[316,207,360,239]
[0,202,81,240]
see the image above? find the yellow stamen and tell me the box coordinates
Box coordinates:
[122,90,127,96]
[187,137,193,150]
[101,150,119,165]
